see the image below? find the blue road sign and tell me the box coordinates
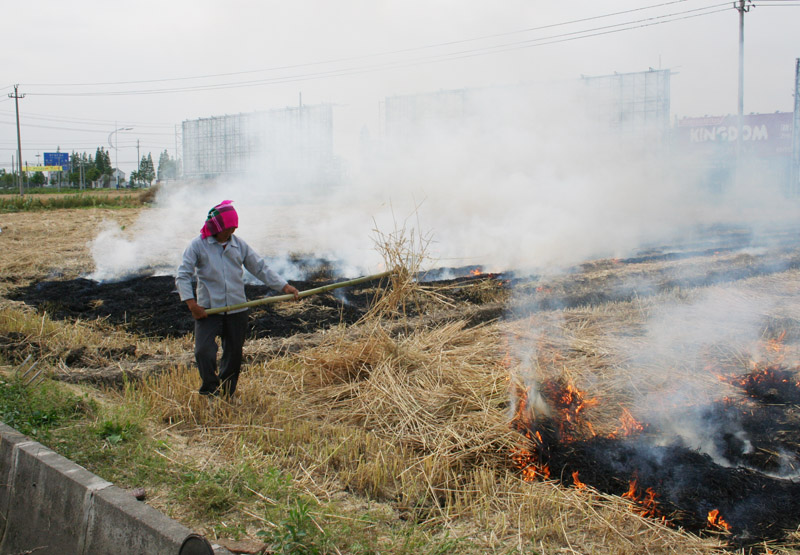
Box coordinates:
[43,152,69,168]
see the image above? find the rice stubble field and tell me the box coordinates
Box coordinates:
[2,201,800,554]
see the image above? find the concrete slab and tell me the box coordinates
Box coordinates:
[86,485,198,553]
[0,422,233,554]
[0,440,111,554]
[0,422,31,537]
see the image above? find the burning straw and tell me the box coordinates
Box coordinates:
[502,278,800,547]
[138,224,741,553]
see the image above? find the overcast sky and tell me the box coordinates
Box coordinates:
[1,0,798,176]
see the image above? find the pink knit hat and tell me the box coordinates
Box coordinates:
[200,200,239,239]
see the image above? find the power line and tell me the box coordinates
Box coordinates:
[22,0,707,89]
[25,3,731,98]
[0,141,173,148]
[407,5,733,66]
[0,109,174,129]
[0,119,172,135]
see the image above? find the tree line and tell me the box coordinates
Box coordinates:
[1,148,179,190]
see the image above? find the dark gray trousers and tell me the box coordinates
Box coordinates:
[194,310,249,397]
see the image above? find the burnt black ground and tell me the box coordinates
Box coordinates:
[523,369,800,546]
[9,239,800,341]
[8,224,800,341]
[8,229,800,547]
[8,275,379,339]
[557,435,800,543]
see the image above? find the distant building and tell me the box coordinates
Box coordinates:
[181,104,340,189]
[380,67,800,194]
[674,113,793,157]
[581,69,671,144]
[383,88,471,138]
[382,69,672,145]
[112,169,127,187]
[674,112,794,193]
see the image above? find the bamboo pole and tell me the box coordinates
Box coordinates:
[205,269,394,315]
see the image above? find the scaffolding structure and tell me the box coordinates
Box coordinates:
[383,69,672,145]
[384,88,470,137]
[581,69,671,142]
[181,104,336,185]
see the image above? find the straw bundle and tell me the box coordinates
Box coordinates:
[298,319,517,469]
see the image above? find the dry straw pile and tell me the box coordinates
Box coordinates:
[136,223,738,554]
[14,207,798,552]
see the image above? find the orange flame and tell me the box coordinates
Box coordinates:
[610,407,645,438]
[510,387,552,481]
[765,330,787,354]
[707,509,731,531]
[511,386,532,432]
[511,446,550,481]
[509,381,681,526]
[469,268,482,276]
[551,381,599,440]
[510,380,602,482]
[720,364,800,395]
[622,477,662,520]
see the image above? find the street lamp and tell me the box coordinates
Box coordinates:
[108,125,133,189]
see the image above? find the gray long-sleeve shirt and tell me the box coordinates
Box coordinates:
[175,234,288,314]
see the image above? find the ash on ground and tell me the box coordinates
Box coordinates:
[9,275,378,339]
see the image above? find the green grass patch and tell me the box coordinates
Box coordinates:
[49,397,174,489]
[0,193,145,212]
[0,374,94,439]
[259,499,331,555]
[178,462,293,520]
[0,371,476,554]
[12,187,86,195]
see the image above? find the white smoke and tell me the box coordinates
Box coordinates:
[619,287,770,464]
[506,269,800,473]
[90,76,799,284]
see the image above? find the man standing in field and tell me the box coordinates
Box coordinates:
[175,200,299,398]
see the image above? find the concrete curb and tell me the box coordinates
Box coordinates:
[0,422,233,554]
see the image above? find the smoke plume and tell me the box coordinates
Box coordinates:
[91,78,798,284]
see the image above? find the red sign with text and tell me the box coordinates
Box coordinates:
[674,112,793,157]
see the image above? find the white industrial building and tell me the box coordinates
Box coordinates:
[181,103,339,188]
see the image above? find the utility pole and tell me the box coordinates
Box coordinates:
[792,58,800,196]
[735,0,753,170]
[174,124,181,180]
[56,146,61,191]
[35,153,41,188]
[133,139,140,188]
[109,124,133,189]
[8,85,25,196]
